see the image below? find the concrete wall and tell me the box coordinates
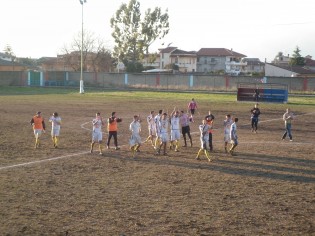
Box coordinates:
[0,71,314,92]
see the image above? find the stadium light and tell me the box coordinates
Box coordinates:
[79,0,87,94]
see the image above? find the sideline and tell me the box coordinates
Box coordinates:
[1,112,314,171]
[0,151,89,171]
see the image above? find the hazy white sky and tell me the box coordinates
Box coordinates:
[1,0,314,62]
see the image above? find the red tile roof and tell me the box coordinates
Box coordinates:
[305,58,315,66]
[170,49,197,56]
[197,48,246,57]
[159,47,177,53]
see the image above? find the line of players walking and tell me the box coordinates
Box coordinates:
[86,97,241,162]
[30,101,294,161]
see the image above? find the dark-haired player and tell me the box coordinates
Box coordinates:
[251,103,261,133]
[229,117,239,156]
[107,112,122,150]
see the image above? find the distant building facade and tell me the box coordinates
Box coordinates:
[196,48,247,75]
[241,58,265,74]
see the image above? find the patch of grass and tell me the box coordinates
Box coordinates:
[1,86,314,106]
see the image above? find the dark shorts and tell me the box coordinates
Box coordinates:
[182,126,190,135]
[190,109,195,115]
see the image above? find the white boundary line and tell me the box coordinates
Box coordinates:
[243,112,315,126]
[0,151,89,171]
[1,112,314,171]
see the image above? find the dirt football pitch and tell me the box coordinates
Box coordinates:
[0,88,314,235]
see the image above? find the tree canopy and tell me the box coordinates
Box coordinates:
[3,44,16,62]
[110,0,169,71]
[289,46,305,66]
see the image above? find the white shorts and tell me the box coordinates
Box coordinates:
[92,130,102,142]
[129,133,141,146]
[160,132,169,142]
[51,128,60,137]
[171,129,181,141]
[200,137,209,149]
[224,133,230,142]
[149,126,157,136]
[34,129,42,138]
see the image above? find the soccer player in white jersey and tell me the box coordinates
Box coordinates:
[196,119,211,162]
[223,114,233,153]
[229,117,239,156]
[49,112,61,148]
[170,109,181,152]
[144,111,156,147]
[156,113,169,155]
[154,109,163,149]
[129,115,142,156]
[90,112,105,155]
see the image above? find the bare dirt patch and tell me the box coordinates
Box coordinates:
[0,92,314,235]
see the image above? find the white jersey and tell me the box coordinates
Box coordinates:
[158,118,169,142]
[49,116,61,130]
[147,114,156,133]
[130,121,141,135]
[224,118,233,138]
[170,116,180,130]
[154,114,162,134]
[92,118,103,133]
[199,124,210,149]
[199,124,210,141]
[92,117,103,142]
[154,114,161,125]
[147,114,154,128]
[158,119,168,134]
[129,120,141,146]
[230,122,237,140]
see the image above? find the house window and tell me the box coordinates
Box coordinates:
[204,58,207,64]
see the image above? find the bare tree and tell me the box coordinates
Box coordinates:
[61,31,114,72]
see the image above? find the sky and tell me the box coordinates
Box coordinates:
[1,0,315,62]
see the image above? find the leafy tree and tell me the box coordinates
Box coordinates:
[289,46,305,66]
[110,0,169,72]
[61,31,114,72]
[3,44,16,62]
[125,61,144,73]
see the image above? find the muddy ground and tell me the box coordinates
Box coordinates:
[0,92,314,235]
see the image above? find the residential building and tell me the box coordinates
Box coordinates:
[0,52,12,61]
[196,48,247,75]
[37,56,69,71]
[241,58,265,74]
[158,47,177,70]
[157,47,197,73]
[304,55,315,71]
[37,51,113,72]
[272,53,290,65]
[169,49,197,73]
[0,58,28,71]
[142,53,160,69]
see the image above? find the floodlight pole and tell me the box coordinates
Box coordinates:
[79,0,86,94]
